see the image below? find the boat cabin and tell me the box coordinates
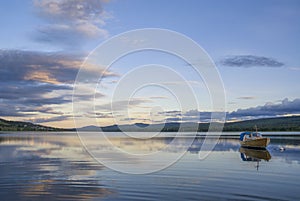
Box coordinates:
[240,132,262,141]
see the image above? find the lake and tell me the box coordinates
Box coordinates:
[0,132,300,200]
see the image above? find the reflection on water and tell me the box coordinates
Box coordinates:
[0,132,300,200]
[0,134,113,200]
[239,147,271,171]
[239,147,272,161]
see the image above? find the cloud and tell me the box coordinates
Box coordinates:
[0,81,70,99]
[162,98,300,123]
[237,96,256,100]
[33,0,110,47]
[76,98,300,125]
[0,49,115,119]
[0,80,72,117]
[229,98,300,119]
[165,117,182,122]
[22,96,71,106]
[95,98,152,112]
[0,105,31,117]
[161,110,181,115]
[1,49,79,84]
[0,95,71,118]
[148,96,169,100]
[182,111,223,122]
[94,112,113,118]
[83,111,113,119]
[0,49,115,84]
[159,109,211,123]
[221,55,284,67]
[0,102,63,117]
[31,115,72,123]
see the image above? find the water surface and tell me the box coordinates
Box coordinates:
[0,132,299,200]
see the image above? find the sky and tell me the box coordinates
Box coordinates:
[0,0,300,128]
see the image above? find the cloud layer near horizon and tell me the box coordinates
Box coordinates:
[142,98,300,123]
[229,98,300,119]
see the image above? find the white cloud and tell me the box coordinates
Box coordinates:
[33,0,111,46]
[229,98,300,118]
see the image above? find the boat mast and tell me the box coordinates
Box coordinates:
[255,160,260,171]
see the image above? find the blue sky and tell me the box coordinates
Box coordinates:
[0,0,300,128]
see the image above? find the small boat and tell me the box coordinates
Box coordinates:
[240,129,270,149]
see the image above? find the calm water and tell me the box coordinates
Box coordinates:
[0,132,300,200]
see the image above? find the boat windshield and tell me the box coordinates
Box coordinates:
[252,133,262,137]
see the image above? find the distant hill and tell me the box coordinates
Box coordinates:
[1,116,300,132]
[0,118,68,131]
[223,116,300,132]
[81,116,300,132]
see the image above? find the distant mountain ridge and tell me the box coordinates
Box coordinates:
[82,116,300,132]
[1,116,300,132]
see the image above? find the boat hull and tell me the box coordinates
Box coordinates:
[240,137,270,148]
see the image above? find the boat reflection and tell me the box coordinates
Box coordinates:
[239,147,271,170]
[239,147,271,161]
